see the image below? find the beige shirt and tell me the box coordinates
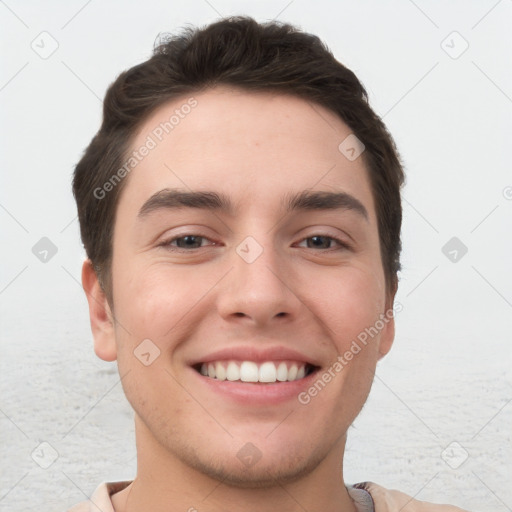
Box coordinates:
[67,480,469,511]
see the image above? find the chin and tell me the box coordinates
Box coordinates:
[174,440,328,488]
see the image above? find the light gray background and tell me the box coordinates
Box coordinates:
[1,1,511,511]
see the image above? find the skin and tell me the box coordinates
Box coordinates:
[82,87,396,512]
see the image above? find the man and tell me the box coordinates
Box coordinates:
[69,16,467,512]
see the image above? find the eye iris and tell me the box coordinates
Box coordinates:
[308,236,331,249]
[177,235,202,248]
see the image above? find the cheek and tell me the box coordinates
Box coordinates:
[306,270,384,421]
[114,263,184,330]
[307,267,385,348]
[112,267,189,415]
[110,272,176,379]
[112,261,223,363]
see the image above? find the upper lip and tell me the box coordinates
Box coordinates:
[188,346,321,367]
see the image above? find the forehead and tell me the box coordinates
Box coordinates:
[120,86,375,219]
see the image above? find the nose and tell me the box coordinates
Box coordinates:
[216,238,302,327]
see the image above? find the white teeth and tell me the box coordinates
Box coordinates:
[276,362,288,382]
[226,361,240,381]
[215,361,227,381]
[240,361,259,382]
[259,362,277,383]
[287,364,298,381]
[198,360,310,383]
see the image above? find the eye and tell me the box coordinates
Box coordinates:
[297,235,350,250]
[161,235,214,249]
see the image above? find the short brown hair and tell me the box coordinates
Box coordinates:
[73,16,404,305]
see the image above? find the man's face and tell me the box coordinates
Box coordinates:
[97,87,395,485]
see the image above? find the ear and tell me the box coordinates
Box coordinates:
[377,290,397,361]
[81,259,117,361]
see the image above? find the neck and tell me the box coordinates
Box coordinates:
[113,416,357,512]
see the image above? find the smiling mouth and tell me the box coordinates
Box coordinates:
[194,360,318,383]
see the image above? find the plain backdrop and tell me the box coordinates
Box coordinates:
[1,1,511,511]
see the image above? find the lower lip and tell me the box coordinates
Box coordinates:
[190,366,320,405]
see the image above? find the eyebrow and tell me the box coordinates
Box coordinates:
[137,188,368,220]
[138,189,233,218]
[286,190,368,220]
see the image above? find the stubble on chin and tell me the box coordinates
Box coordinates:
[166,439,331,489]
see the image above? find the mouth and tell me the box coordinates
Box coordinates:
[193,360,318,384]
